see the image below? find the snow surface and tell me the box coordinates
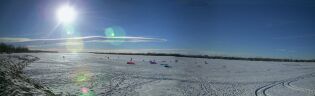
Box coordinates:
[0,54,54,96]
[11,53,315,96]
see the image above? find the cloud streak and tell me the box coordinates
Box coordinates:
[0,36,167,45]
[275,49,296,53]
[272,34,315,40]
[0,37,31,42]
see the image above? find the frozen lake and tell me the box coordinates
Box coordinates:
[17,53,315,96]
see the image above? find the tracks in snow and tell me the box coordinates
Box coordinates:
[255,73,315,96]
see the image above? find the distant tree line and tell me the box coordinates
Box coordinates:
[90,52,315,62]
[0,43,29,53]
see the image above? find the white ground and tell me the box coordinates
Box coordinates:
[15,53,315,96]
[0,55,54,96]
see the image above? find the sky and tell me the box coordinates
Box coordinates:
[0,0,314,59]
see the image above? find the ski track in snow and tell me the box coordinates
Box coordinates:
[255,73,315,96]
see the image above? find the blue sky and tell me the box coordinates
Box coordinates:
[0,0,314,59]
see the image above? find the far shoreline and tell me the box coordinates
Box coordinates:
[89,52,315,63]
[3,50,314,62]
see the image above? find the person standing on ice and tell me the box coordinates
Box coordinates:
[127,58,135,64]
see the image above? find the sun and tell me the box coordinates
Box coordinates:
[57,5,77,25]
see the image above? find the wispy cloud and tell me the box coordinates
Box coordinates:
[272,34,315,40]
[0,37,31,42]
[275,49,296,53]
[0,36,167,44]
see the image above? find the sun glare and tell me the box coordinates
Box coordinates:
[57,5,77,25]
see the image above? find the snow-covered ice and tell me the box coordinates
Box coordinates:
[6,53,315,96]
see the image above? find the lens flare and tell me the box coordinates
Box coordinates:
[73,69,91,85]
[81,87,89,93]
[79,88,96,96]
[76,73,88,82]
[71,66,96,96]
[105,28,116,37]
[64,25,75,35]
[104,26,126,45]
[65,38,84,53]
[60,22,84,53]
